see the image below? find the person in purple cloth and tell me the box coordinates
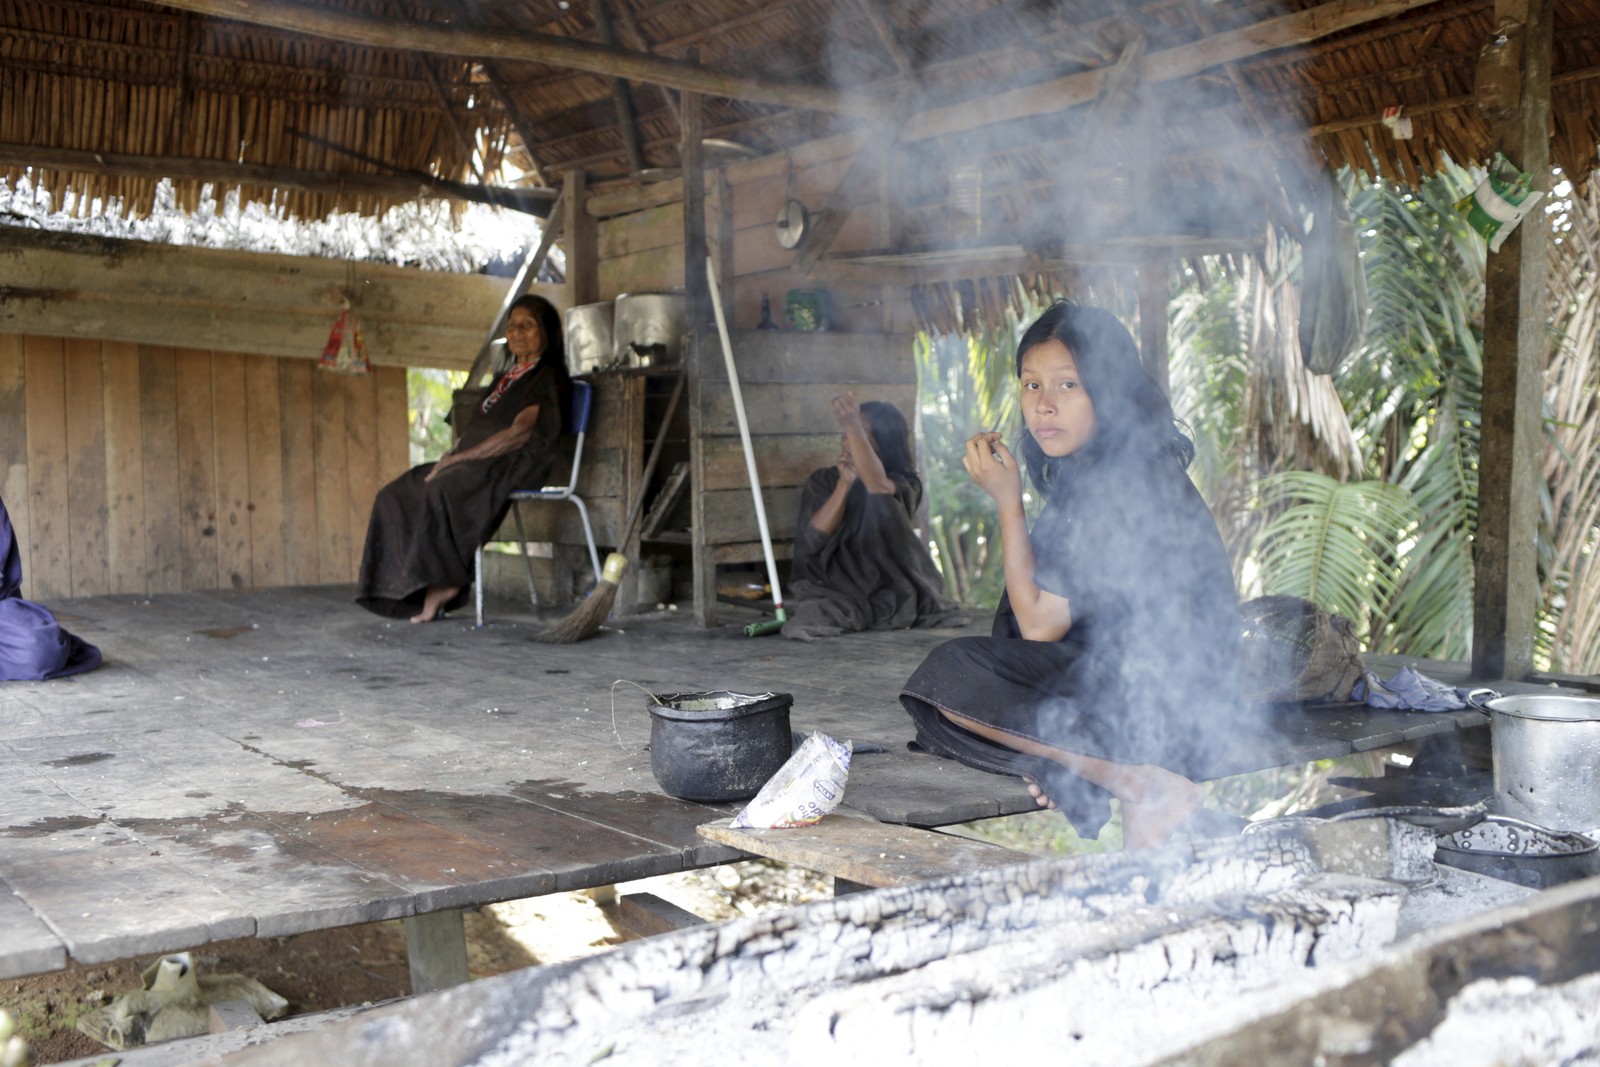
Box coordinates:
[0,495,102,681]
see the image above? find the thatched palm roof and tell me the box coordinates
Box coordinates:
[4,0,1597,312]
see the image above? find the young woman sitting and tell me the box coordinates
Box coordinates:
[784,392,968,641]
[900,304,1244,849]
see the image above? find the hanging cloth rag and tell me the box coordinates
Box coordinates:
[1355,665,1476,712]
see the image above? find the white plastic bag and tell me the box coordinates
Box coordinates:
[731,731,852,828]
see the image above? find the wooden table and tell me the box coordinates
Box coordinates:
[0,587,1537,987]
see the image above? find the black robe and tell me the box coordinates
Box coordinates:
[783,468,968,641]
[1,494,101,680]
[900,451,1242,837]
[355,361,569,619]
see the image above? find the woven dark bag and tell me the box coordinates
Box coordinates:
[1238,595,1365,704]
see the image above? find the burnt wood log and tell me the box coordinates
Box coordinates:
[206,821,1433,1066]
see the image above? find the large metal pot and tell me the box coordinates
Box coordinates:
[613,291,686,367]
[563,301,614,375]
[1478,692,1600,831]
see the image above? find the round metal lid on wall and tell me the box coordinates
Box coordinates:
[775,198,808,249]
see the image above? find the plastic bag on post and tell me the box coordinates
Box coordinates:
[319,301,370,376]
[1456,152,1544,254]
[731,731,853,828]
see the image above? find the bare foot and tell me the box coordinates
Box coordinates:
[409,584,460,624]
[1024,776,1057,810]
[1119,776,1206,850]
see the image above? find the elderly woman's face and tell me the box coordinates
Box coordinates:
[504,306,546,362]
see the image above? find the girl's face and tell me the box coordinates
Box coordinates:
[1019,339,1096,458]
[504,306,546,362]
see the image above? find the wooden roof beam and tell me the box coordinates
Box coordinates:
[855,0,915,80]
[0,143,558,216]
[590,0,648,173]
[903,0,1455,142]
[150,0,896,120]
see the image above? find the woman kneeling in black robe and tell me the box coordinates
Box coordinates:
[901,304,1243,849]
[356,294,572,623]
[784,392,967,641]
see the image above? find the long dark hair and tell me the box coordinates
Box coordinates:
[508,292,573,430]
[1015,303,1193,500]
[859,400,918,481]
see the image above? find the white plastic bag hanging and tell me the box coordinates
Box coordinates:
[1456,152,1544,253]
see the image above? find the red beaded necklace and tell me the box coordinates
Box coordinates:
[481,359,539,414]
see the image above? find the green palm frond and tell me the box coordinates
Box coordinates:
[1251,471,1418,633]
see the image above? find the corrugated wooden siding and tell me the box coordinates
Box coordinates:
[0,331,408,601]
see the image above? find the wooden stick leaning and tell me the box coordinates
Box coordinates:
[533,372,686,643]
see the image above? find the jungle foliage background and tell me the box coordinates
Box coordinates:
[917,164,1600,676]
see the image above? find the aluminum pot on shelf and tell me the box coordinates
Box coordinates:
[563,301,614,375]
[613,291,687,367]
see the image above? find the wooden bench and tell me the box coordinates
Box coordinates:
[697,813,1033,894]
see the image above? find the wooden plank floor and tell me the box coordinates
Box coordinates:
[0,586,1551,980]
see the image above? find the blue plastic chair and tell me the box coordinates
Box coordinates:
[474,380,602,627]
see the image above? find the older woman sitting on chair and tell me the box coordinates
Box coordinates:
[355,294,572,623]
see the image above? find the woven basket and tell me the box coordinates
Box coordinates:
[1238,595,1365,704]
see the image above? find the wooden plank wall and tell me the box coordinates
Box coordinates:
[0,331,408,601]
[0,227,553,372]
[594,143,893,335]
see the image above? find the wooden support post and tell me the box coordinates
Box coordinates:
[681,78,716,627]
[1138,256,1170,394]
[564,170,600,308]
[404,909,471,994]
[1472,0,1551,681]
[591,0,647,174]
[680,83,710,329]
[711,167,736,327]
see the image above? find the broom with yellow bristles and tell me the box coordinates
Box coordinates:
[532,373,684,644]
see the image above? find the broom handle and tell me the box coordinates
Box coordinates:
[616,372,685,551]
[706,257,785,611]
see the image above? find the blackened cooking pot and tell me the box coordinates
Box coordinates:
[1435,813,1600,889]
[647,690,793,802]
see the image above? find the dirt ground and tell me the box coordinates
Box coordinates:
[4,858,833,1065]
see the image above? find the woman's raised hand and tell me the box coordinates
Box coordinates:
[963,432,1022,506]
[830,391,863,430]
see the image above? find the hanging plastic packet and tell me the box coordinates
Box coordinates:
[731,731,852,828]
[1455,151,1544,253]
[319,299,370,375]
